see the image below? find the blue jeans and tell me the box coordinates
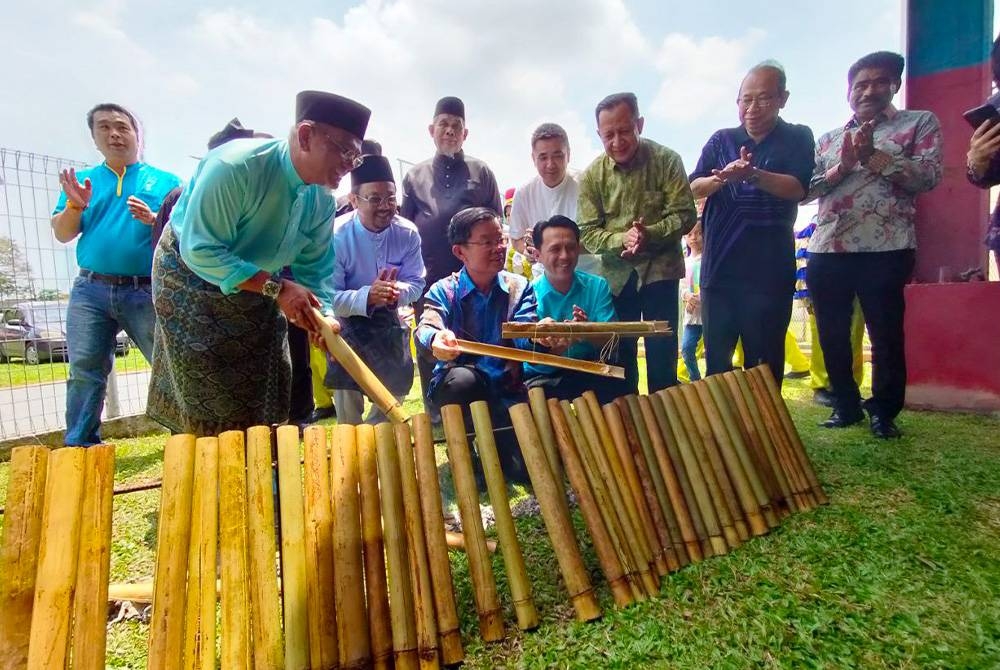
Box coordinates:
[681,324,703,381]
[65,275,155,445]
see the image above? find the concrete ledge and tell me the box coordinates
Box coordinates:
[0,414,167,461]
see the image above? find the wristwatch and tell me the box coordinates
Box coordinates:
[262,275,283,300]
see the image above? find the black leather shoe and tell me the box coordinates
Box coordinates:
[869,414,902,439]
[820,409,864,428]
[813,388,836,408]
[307,405,337,423]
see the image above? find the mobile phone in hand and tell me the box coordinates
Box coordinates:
[963,102,1000,129]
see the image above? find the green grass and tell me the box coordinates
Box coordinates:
[0,348,149,389]
[1,372,998,669]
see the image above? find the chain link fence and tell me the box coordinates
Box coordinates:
[0,148,152,440]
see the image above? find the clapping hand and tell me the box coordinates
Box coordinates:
[621,217,648,259]
[368,267,401,308]
[127,196,156,225]
[59,168,92,210]
[711,146,755,183]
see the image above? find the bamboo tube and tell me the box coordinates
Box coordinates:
[559,399,644,603]
[509,404,602,622]
[743,371,815,510]
[312,306,407,423]
[440,404,506,641]
[359,425,394,670]
[752,365,829,505]
[624,396,690,568]
[638,396,704,563]
[693,381,769,537]
[330,424,372,669]
[71,444,115,670]
[0,446,49,670]
[607,399,675,574]
[182,437,219,670]
[276,425,310,670]
[527,386,566,494]
[411,414,463,666]
[706,375,780,528]
[218,430,251,670]
[302,425,339,668]
[454,338,625,379]
[501,320,672,338]
[446,531,497,554]
[721,371,792,517]
[572,396,657,598]
[657,391,728,556]
[147,434,196,670]
[376,420,419,670]
[675,385,746,546]
[25,448,84,670]
[470,401,539,631]
[244,426,283,669]
[548,399,634,608]
[391,423,441,670]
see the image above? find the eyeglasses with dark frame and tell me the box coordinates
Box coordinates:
[355,193,398,208]
[462,237,507,249]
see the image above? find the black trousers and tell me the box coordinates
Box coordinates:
[702,286,793,384]
[806,250,915,420]
[612,274,679,394]
[287,321,314,424]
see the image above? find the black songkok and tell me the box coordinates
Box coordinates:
[351,155,395,188]
[207,118,254,150]
[434,96,465,120]
[295,90,371,140]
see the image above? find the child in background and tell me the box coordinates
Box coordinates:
[681,221,703,381]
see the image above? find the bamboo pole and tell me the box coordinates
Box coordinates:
[527,386,566,495]
[330,424,372,669]
[676,385,746,546]
[559,399,644,603]
[501,320,672,338]
[638,396,703,563]
[147,434,196,670]
[446,532,496,554]
[26,447,84,670]
[218,430,252,670]
[359,425,394,670]
[392,423,441,670]
[454,338,625,379]
[657,391,728,556]
[312,306,408,423]
[0,446,48,670]
[302,425,339,668]
[182,437,219,670]
[706,375,780,528]
[71,444,115,670]
[411,414,463,666]
[692,381,768,537]
[377,420,419,670]
[440,404,506,641]
[245,426,283,669]
[752,365,829,505]
[606,399,674,574]
[624,395,689,568]
[548,399,634,608]
[721,371,792,517]
[509,404,602,622]
[471,401,539,631]
[276,425,310,670]
[572,396,657,597]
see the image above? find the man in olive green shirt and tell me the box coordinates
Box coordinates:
[578,92,697,393]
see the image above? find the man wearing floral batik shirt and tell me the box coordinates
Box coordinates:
[805,51,942,439]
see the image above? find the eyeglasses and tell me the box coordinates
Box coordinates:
[317,130,363,169]
[737,94,778,109]
[463,237,506,249]
[355,193,397,208]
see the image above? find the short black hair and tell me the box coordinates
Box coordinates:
[595,92,639,124]
[361,138,382,155]
[86,103,138,134]
[991,33,1000,86]
[532,215,580,250]
[531,123,569,150]
[448,207,498,245]
[847,51,904,86]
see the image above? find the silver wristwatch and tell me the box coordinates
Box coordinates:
[262,275,283,300]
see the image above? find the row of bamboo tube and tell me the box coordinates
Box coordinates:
[0,444,115,670]
[503,364,826,613]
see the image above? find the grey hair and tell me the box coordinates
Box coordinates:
[746,60,787,92]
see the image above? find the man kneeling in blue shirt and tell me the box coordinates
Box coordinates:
[521,215,630,404]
